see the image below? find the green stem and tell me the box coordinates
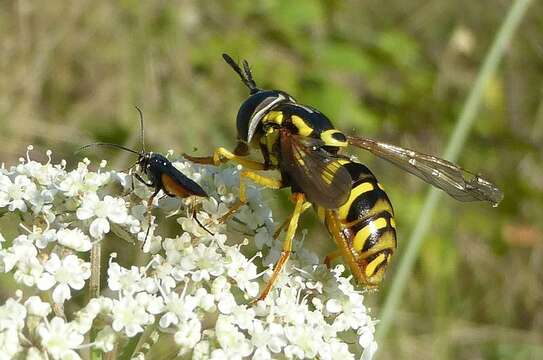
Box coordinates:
[376,0,534,344]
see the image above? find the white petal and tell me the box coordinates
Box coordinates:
[89,218,110,239]
[76,206,94,220]
[52,283,72,304]
[44,254,61,272]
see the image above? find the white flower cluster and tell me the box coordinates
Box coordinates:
[0,146,378,359]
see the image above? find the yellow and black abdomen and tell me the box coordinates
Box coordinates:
[319,161,397,288]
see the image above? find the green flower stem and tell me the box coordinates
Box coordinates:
[376,0,534,344]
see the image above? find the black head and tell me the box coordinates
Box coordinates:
[222,53,295,143]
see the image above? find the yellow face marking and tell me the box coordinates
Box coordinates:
[321,129,348,147]
[263,111,284,125]
[352,217,387,251]
[291,115,313,136]
[365,252,387,278]
[337,182,374,219]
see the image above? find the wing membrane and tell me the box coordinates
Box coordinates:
[280,132,352,208]
[347,136,503,206]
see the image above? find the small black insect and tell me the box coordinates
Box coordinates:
[79,107,208,245]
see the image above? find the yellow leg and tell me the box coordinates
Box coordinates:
[273,202,312,240]
[255,193,306,302]
[184,147,267,170]
[217,170,283,223]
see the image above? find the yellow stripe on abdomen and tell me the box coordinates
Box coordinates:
[352,217,388,251]
[337,181,374,219]
[365,253,387,278]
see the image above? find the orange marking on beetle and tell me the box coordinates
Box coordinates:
[161,174,191,198]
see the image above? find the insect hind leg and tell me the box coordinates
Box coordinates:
[254,193,306,302]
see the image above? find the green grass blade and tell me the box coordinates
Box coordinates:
[376,0,534,344]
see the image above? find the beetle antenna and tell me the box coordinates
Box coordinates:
[135,106,146,153]
[222,53,259,94]
[77,142,140,155]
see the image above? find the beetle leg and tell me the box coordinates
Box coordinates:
[192,207,214,236]
[254,193,306,302]
[142,188,161,249]
[134,173,154,188]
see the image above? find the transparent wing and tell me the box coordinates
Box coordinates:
[347,136,503,206]
[280,132,352,209]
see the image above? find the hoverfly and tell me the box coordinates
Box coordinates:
[80,107,208,246]
[186,54,503,301]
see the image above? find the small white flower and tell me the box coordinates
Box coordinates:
[95,326,117,353]
[216,292,236,315]
[0,297,27,331]
[284,323,322,359]
[225,246,261,298]
[58,162,110,197]
[159,288,198,328]
[24,296,52,317]
[215,316,253,358]
[76,193,128,239]
[173,318,202,350]
[25,226,57,250]
[57,228,92,252]
[13,255,44,287]
[107,261,143,295]
[180,243,224,282]
[250,321,287,356]
[0,174,37,212]
[111,294,155,337]
[0,327,23,359]
[5,235,38,269]
[38,317,84,360]
[28,188,55,215]
[38,254,91,304]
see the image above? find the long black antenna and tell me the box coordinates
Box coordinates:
[77,142,140,155]
[222,53,259,94]
[134,106,146,152]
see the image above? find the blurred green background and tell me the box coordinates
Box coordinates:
[1,1,542,359]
